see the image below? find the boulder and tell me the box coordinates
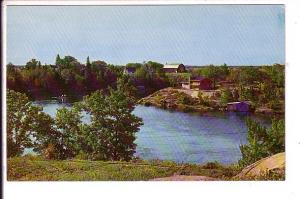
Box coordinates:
[235,152,285,179]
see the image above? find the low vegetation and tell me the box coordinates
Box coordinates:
[8,155,240,181]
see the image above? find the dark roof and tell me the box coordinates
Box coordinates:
[124,67,136,73]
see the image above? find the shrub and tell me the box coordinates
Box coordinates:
[220,88,233,105]
[198,92,210,106]
[238,118,285,168]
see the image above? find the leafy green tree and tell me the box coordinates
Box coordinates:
[202,65,219,89]
[135,66,148,79]
[78,88,143,161]
[51,107,83,159]
[146,61,164,74]
[238,118,285,167]
[117,76,138,99]
[263,64,285,88]
[219,63,229,79]
[7,90,53,158]
[220,88,233,105]
[91,60,107,70]
[25,59,39,69]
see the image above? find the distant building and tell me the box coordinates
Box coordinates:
[227,102,250,112]
[181,76,213,90]
[123,66,137,75]
[163,63,186,73]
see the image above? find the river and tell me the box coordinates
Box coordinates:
[33,101,271,165]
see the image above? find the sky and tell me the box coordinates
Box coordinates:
[6,5,285,66]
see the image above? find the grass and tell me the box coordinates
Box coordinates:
[7,156,240,181]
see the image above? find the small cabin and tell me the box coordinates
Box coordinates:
[181,76,212,90]
[163,64,186,73]
[227,102,250,112]
[190,77,213,90]
[123,67,136,75]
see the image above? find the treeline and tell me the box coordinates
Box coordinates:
[7,56,284,111]
[7,55,169,100]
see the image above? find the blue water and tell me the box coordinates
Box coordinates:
[33,101,271,165]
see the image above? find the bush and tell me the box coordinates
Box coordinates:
[74,151,89,160]
[238,118,285,168]
[198,92,210,106]
[220,88,233,105]
[177,92,194,105]
[202,162,222,169]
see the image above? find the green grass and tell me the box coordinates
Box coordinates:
[7,156,240,181]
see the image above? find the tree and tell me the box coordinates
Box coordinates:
[7,90,53,158]
[91,60,107,70]
[78,88,143,161]
[220,88,233,105]
[25,59,39,69]
[238,118,285,167]
[219,63,229,79]
[146,61,164,74]
[202,65,219,89]
[55,54,61,66]
[36,107,83,159]
[86,56,91,68]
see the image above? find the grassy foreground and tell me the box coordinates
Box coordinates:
[8,156,239,181]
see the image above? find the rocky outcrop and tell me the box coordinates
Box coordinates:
[235,152,285,180]
[138,87,216,113]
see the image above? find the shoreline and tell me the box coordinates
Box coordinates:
[138,87,284,117]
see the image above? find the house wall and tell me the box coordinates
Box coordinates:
[182,83,190,89]
[199,79,213,90]
[163,68,178,73]
[227,102,249,112]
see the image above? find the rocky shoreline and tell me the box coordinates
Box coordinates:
[138,87,284,115]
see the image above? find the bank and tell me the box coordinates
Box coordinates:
[138,87,284,115]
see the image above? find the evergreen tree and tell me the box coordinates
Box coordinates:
[86,56,91,68]
[55,54,61,66]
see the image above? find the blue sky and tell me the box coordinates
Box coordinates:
[7,5,285,65]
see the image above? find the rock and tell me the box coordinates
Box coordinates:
[235,152,285,179]
[255,107,274,114]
